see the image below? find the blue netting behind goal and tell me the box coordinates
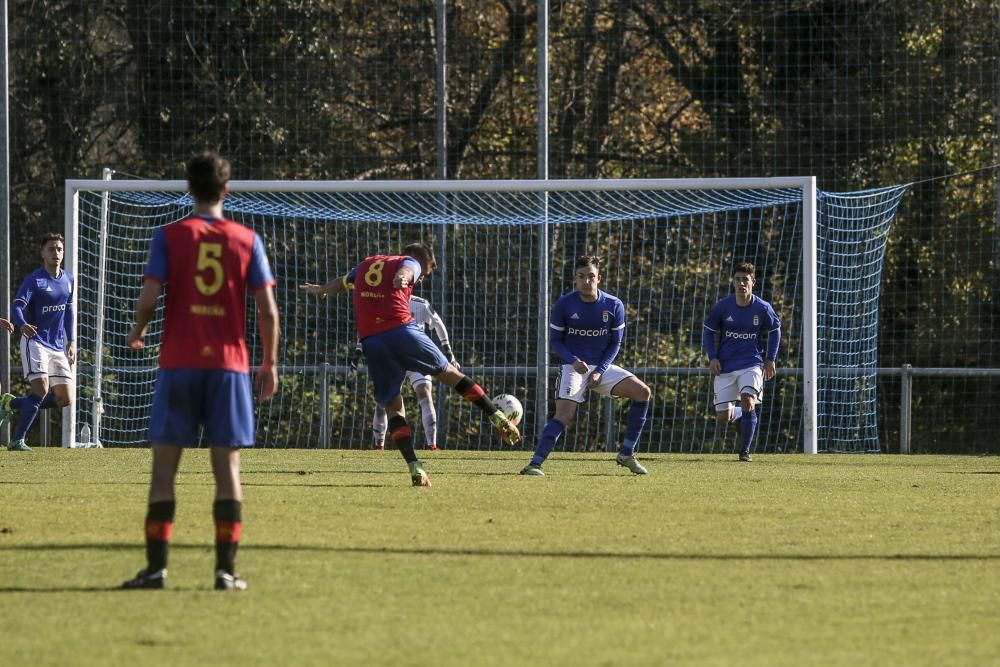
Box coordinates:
[71,181,908,453]
[816,186,909,451]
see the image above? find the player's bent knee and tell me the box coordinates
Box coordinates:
[435,367,463,387]
[715,411,731,426]
[616,377,650,401]
[553,407,577,425]
[635,381,651,401]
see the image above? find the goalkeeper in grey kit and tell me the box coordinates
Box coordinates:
[350,295,459,450]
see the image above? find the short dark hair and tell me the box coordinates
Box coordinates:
[40,232,64,248]
[186,151,231,204]
[575,255,602,271]
[733,261,756,277]
[403,241,437,272]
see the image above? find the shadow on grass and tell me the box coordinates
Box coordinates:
[0,586,127,593]
[245,482,386,488]
[0,478,387,488]
[0,542,996,562]
[1,543,995,593]
[0,480,149,486]
[0,584,219,593]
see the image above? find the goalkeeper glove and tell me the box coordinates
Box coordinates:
[442,344,460,370]
[348,344,365,376]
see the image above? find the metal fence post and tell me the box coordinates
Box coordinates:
[320,362,330,449]
[900,363,912,454]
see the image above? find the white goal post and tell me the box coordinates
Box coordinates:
[64,176,819,453]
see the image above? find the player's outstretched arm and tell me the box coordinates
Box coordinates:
[0,318,13,333]
[128,279,163,350]
[254,285,280,401]
[300,275,350,297]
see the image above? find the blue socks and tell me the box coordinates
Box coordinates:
[12,391,56,412]
[531,419,565,466]
[619,400,649,457]
[533,400,650,465]
[739,408,759,455]
[39,392,57,410]
[12,393,45,441]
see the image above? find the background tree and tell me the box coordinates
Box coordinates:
[7,0,999,451]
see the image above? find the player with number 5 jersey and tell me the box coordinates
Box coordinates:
[144,211,272,371]
[122,152,280,592]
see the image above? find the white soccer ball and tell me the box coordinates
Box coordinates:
[493,394,523,427]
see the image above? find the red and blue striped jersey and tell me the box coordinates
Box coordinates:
[347,255,421,339]
[143,215,275,371]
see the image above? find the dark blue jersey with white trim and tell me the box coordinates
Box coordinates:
[12,267,75,352]
[703,294,781,373]
[549,290,626,374]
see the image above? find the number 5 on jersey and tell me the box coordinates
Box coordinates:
[195,242,224,295]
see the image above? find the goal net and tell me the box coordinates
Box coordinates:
[65,178,908,453]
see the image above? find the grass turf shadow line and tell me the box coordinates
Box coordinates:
[0,585,205,593]
[0,542,997,561]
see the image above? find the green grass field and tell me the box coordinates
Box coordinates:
[1,448,998,666]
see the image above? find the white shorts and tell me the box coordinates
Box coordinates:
[555,363,635,404]
[713,366,763,410]
[405,371,431,389]
[20,337,73,385]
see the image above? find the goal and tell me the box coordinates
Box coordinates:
[64,177,908,453]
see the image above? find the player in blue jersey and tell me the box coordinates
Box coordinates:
[702,262,781,462]
[0,233,75,451]
[521,255,651,476]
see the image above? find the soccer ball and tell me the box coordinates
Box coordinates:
[493,394,523,427]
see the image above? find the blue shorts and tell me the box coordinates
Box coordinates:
[148,368,256,447]
[363,323,449,406]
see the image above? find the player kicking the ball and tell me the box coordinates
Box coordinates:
[301,242,519,487]
[350,295,459,451]
[702,262,781,462]
[521,255,651,476]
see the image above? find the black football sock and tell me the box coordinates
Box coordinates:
[453,376,498,414]
[145,500,176,572]
[213,499,242,575]
[388,415,418,464]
